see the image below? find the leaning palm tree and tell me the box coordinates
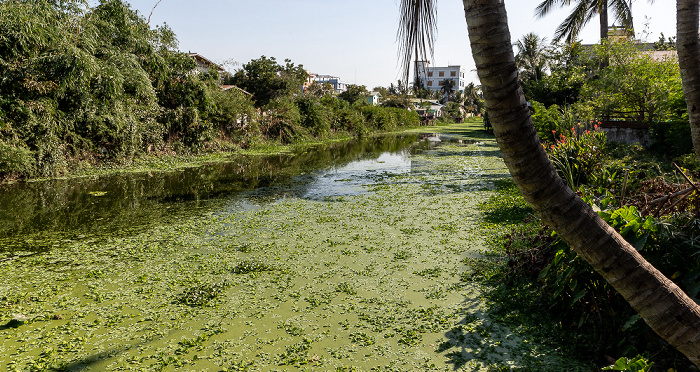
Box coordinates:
[398,0,700,366]
[535,0,640,43]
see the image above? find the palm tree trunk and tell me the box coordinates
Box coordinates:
[600,0,609,40]
[677,0,700,162]
[462,0,700,366]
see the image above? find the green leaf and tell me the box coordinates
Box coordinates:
[570,288,587,306]
[622,314,640,331]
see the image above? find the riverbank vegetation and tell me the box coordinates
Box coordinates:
[472,119,699,370]
[0,0,423,184]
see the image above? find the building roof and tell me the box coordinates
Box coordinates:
[222,85,253,96]
[188,53,225,72]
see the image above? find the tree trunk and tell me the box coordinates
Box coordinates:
[462,0,700,366]
[677,0,700,161]
[600,0,609,40]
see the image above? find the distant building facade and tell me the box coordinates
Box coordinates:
[365,92,382,106]
[414,61,467,92]
[313,75,350,94]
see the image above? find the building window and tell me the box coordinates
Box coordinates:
[427,71,433,77]
[439,71,444,77]
[438,80,444,86]
[450,71,456,77]
[427,81,433,86]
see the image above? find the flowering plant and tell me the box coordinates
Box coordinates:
[546,122,607,189]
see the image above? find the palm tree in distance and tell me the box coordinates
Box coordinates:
[535,0,652,43]
[440,78,456,103]
[398,0,700,366]
[515,32,548,83]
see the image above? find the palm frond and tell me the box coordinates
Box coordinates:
[610,0,632,29]
[535,0,573,19]
[397,0,438,84]
[554,0,596,43]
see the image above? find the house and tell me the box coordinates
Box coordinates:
[414,61,468,92]
[409,98,444,118]
[365,91,382,106]
[313,74,350,94]
[582,27,678,61]
[222,85,253,96]
[188,53,225,75]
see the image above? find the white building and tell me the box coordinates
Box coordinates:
[313,75,350,94]
[414,61,467,92]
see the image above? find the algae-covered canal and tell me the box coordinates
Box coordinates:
[1,123,579,371]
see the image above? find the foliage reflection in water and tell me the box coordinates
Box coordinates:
[0,134,426,254]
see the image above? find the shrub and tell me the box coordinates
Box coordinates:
[295,96,331,136]
[546,124,606,189]
[359,106,395,130]
[261,96,304,143]
[0,140,36,180]
[649,121,693,158]
[531,101,566,143]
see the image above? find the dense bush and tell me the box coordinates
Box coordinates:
[546,124,607,188]
[0,0,423,181]
[649,121,694,158]
[479,179,699,369]
[261,96,304,144]
[295,96,331,136]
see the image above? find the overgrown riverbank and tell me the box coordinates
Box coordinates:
[0,122,590,371]
[1,0,427,184]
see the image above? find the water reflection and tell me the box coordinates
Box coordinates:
[0,134,426,253]
[303,151,412,200]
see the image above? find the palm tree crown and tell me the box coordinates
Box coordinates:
[515,32,549,82]
[535,0,638,43]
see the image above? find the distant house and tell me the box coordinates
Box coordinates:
[222,85,253,96]
[313,74,350,94]
[188,53,225,75]
[365,92,382,106]
[414,61,468,92]
[582,27,678,62]
[410,99,444,118]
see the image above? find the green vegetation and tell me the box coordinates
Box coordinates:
[1,122,595,370]
[0,0,422,183]
[473,126,699,369]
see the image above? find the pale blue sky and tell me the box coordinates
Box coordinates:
[124,0,676,89]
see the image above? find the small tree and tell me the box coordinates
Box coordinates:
[338,84,369,105]
[231,56,308,107]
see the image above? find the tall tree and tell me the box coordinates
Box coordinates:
[676,0,700,161]
[515,32,548,83]
[397,0,438,84]
[440,78,456,103]
[398,0,700,366]
[534,0,635,43]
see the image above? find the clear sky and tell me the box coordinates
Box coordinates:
[124,0,677,89]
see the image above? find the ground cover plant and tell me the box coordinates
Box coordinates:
[0,122,591,370]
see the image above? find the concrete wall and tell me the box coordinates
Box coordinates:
[600,125,652,148]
